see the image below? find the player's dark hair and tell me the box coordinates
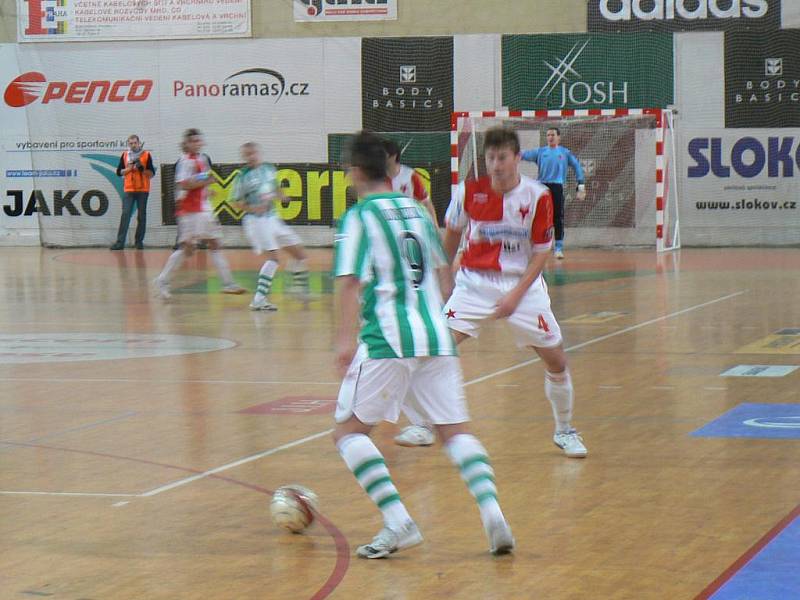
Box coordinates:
[547,127,561,136]
[483,127,520,155]
[183,128,202,140]
[348,131,388,181]
[382,138,401,160]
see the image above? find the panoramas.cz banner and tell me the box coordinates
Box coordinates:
[18,0,251,42]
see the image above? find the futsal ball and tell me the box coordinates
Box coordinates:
[270,485,319,533]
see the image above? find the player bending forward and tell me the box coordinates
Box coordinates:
[332,131,514,559]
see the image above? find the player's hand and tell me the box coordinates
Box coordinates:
[492,290,523,319]
[576,188,587,202]
[335,337,358,378]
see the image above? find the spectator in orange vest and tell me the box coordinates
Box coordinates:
[111,134,155,250]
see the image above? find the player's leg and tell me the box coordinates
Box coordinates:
[548,183,566,258]
[243,215,278,310]
[507,279,586,457]
[411,356,514,554]
[271,216,309,293]
[333,348,422,558]
[154,216,195,299]
[204,216,245,294]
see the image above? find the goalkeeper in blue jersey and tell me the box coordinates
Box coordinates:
[521,127,586,259]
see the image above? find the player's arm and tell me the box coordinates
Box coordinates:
[333,208,369,376]
[442,183,467,263]
[566,149,586,200]
[493,191,554,319]
[411,171,438,224]
[520,148,541,163]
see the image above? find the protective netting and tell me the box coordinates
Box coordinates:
[454,111,678,249]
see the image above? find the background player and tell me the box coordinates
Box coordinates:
[383,138,438,224]
[521,127,586,259]
[230,142,309,311]
[332,131,514,559]
[153,129,245,300]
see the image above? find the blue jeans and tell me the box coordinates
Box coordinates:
[115,191,149,246]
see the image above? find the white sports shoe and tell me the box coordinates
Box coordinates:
[486,517,515,555]
[554,248,565,259]
[153,277,171,300]
[249,298,278,311]
[394,425,436,447]
[356,521,423,559]
[553,429,588,458]
[222,284,247,295]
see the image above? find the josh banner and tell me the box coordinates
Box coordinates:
[294,0,397,21]
[361,37,453,132]
[502,34,673,110]
[17,0,251,42]
[725,31,800,128]
[683,129,800,227]
[587,0,781,32]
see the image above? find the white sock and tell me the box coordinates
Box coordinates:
[210,250,234,286]
[337,433,412,529]
[446,434,504,528]
[254,259,278,301]
[158,249,185,283]
[545,369,574,433]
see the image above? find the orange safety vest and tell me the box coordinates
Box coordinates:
[122,150,152,193]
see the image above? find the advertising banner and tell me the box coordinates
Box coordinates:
[160,163,357,227]
[501,34,673,110]
[683,128,800,227]
[18,0,250,43]
[294,0,397,22]
[587,0,781,32]
[361,37,453,132]
[724,31,800,128]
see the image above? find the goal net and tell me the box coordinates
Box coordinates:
[452,109,679,251]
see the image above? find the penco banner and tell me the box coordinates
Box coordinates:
[294,0,397,22]
[17,0,251,42]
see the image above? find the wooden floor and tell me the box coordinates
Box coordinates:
[1,246,798,600]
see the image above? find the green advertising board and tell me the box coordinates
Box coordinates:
[502,34,674,110]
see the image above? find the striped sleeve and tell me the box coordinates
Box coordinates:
[333,205,370,279]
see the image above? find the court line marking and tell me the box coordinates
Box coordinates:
[135,288,748,499]
[0,491,137,497]
[465,290,746,386]
[0,378,340,385]
[139,429,335,497]
[2,290,746,500]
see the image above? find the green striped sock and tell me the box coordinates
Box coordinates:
[337,433,412,528]
[446,434,503,527]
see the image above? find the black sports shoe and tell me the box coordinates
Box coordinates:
[110,243,124,251]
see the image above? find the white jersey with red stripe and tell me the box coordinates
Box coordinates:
[445,174,554,275]
[390,164,429,202]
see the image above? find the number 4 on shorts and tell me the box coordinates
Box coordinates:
[538,315,550,332]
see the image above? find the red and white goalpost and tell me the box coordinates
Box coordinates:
[450,108,680,252]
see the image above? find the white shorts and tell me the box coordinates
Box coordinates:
[243,214,302,254]
[177,211,223,244]
[335,344,470,426]
[444,268,563,349]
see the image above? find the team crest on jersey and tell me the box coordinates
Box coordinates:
[518,204,531,221]
[473,193,488,204]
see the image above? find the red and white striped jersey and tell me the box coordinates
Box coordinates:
[445,174,553,275]
[390,164,429,203]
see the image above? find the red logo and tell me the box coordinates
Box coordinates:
[519,205,531,221]
[4,72,153,107]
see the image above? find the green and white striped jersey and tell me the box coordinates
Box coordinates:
[230,163,278,216]
[334,192,457,359]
